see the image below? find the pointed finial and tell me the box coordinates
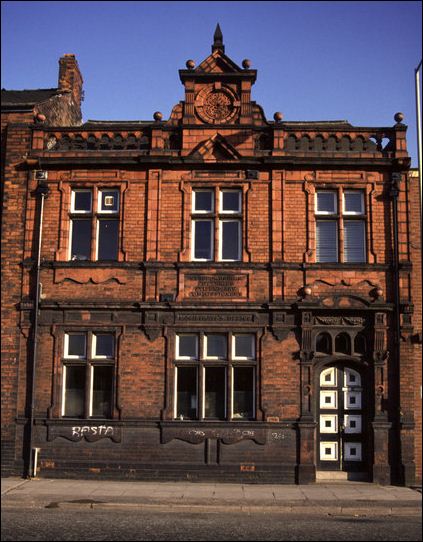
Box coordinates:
[212,23,225,53]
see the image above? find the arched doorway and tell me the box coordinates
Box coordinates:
[317,363,368,477]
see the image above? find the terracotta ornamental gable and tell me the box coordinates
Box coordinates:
[188,133,242,161]
[178,25,258,129]
[195,50,244,74]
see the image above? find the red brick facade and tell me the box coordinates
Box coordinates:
[1,29,421,484]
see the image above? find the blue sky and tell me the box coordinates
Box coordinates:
[1,1,422,166]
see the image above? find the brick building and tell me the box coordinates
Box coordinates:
[1,27,421,484]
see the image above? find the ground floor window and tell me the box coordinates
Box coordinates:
[62,331,115,418]
[174,332,256,421]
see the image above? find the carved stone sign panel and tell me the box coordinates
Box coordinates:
[184,273,247,300]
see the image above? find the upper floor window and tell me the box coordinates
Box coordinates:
[315,190,366,263]
[191,188,242,262]
[62,331,115,418]
[69,188,120,261]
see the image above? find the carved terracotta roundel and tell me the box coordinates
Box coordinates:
[204,91,232,121]
[195,86,240,124]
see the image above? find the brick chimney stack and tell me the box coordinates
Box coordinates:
[58,54,83,109]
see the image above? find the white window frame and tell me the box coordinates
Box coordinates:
[204,334,227,360]
[219,189,242,214]
[69,218,92,261]
[191,219,214,261]
[92,333,115,359]
[192,189,214,214]
[316,219,338,262]
[343,191,365,215]
[231,365,255,420]
[176,334,199,360]
[95,217,120,261]
[71,189,92,214]
[61,365,68,416]
[232,334,255,360]
[62,331,115,419]
[174,366,199,420]
[64,333,87,359]
[202,365,227,419]
[218,219,241,261]
[98,189,120,214]
[88,365,95,417]
[315,191,337,215]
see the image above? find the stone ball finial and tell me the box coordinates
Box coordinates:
[303,285,312,297]
[242,59,251,69]
[186,59,195,70]
[273,112,283,123]
[153,111,163,122]
[394,112,404,124]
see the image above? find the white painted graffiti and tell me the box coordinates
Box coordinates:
[188,429,206,438]
[72,425,114,438]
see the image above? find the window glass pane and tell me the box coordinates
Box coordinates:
[206,334,227,358]
[221,191,241,212]
[66,334,86,357]
[316,192,336,214]
[72,191,92,212]
[221,220,240,260]
[177,335,198,358]
[234,335,254,358]
[194,191,213,212]
[233,367,254,419]
[176,367,197,419]
[92,366,113,418]
[344,221,366,262]
[194,220,213,260]
[97,220,119,260]
[71,219,91,260]
[316,333,331,354]
[94,334,114,358]
[335,333,351,354]
[205,367,225,419]
[316,221,338,262]
[64,366,85,417]
[344,192,364,214]
[99,190,119,213]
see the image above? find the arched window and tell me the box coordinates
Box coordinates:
[316,333,332,354]
[354,333,366,355]
[335,333,351,355]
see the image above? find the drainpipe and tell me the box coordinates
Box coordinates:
[390,171,402,480]
[27,180,49,478]
[415,60,422,217]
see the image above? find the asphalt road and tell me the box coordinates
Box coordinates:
[1,507,422,541]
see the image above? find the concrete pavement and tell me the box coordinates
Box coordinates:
[1,477,421,516]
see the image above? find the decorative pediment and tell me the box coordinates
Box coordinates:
[196,50,243,74]
[188,133,242,161]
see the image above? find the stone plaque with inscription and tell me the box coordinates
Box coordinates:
[184,273,247,300]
